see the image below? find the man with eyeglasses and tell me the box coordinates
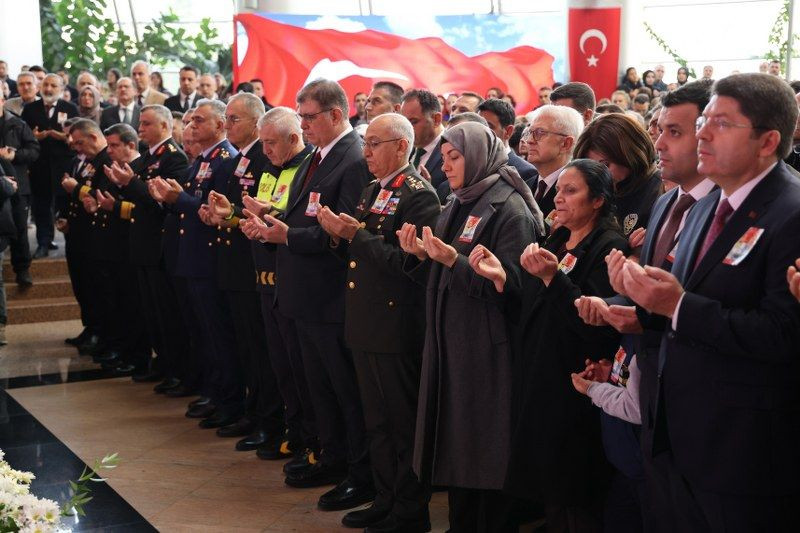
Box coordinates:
[317,112,440,531]
[620,73,800,531]
[244,78,374,512]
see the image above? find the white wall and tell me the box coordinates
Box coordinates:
[0,0,43,75]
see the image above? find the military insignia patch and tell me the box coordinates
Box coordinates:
[623,213,638,235]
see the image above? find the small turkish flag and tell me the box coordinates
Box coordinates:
[568,5,622,101]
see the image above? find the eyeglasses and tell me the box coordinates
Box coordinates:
[297,108,332,122]
[695,116,767,132]
[523,128,568,142]
[363,138,402,151]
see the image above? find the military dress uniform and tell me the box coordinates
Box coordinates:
[250,144,318,457]
[173,138,244,420]
[213,140,284,440]
[118,138,191,384]
[336,164,441,523]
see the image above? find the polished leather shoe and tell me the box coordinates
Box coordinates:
[317,478,376,511]
[132,370,163,383]
[153,378,181,393]
[341,503,391,528]
[114,364,137,376]
[32,246,49,259]
[185,403,216,419]
[16,270,33,288]
[48,241,58,250]
[216,417,256,438]
[65,328,89,346]
[284,462,346,489]
[164,384,197,398]
[235,429,272,451]
[256,438,293,460]
[283,448,316,475]
[364,512,431,533]
[99,353,123,370]
[78,335,103,356]
[188,396,211,408]
[198,412,241,429]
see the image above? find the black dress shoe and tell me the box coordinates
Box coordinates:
[48,241,58,250]
[185,403,216,419]
[256,438,293,460]
[114,363,137,376]
[283,448,316,475]
[188,396,211,408]
[216,418,256,438]
[99,353,123,370]
[16,270,33,288]
[365,512,431,533]
[164,384,197,397]
[32,246,49,259]
[198,411,241,429]
[153,378,181,393]
[65,328,89,346]
[342,503,391,528]
[78,335,103,356]
[317,478,376,511]
[284,462,347,489]
[132,370,163,383]
[234,429,271,451]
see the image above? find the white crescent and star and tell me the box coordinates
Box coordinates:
[579,29,608,68]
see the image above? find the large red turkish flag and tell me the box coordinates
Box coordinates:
[234,14,554,114]
[568,6,622,101]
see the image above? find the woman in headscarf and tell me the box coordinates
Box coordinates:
[398,122,543,532]
[471,159,628,531]
[78,85,102,125]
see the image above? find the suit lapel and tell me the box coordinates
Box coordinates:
[671,191,717,285]
[641,188,678,266]
[287,131,358,214]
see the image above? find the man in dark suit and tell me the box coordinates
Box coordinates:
[22,73,78,258]
[550,81,596,126]
[478,98,538,182]
[523,104,585,221]
[400,89,446,194]
[318,113,439,531]
[100,77,140,132]
[164,65,201,113]
[621,73,800,532]
[245,79,372,512]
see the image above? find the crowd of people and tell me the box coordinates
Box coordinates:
[1,56,800,533]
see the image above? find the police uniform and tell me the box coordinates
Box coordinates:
[337,164,440,521]
[118,138,191,384]
[250,144,318,456]
[213,139,283,439]
[173,138,244,420]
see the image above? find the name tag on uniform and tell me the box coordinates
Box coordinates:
[723,227,764,266]
[196,162,211,181]
[256,173,277,201]
[57,112,67,125]
[370,189,393,214]
[665,242,678,264]
[383,197,400,215]
[458,215,481,243]
[558,252,577,274]
[271,184,288,203]
[305,192,321,217]
[234,157,250,178]
[610,346,630,387]
[239,171,255,187]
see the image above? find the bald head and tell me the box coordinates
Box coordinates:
[363,113,414,179]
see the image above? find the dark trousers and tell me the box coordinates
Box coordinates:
[9,194,31,274]
[96,258,149,368]
[353,349,428,519]
[647,451,796,533]
[64,234,102,333]
[185,277,244,412]
[31,186,54,248]
[295,319,369,483]
[226,289,283,431]
[260,293,317,449]
[448,488,516,533]
[170,275,203,391]
[603,471,648,533]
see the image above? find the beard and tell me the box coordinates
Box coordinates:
[42,93,60,105]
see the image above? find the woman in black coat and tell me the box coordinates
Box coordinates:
[471,159,628,531]
[398,122,543,532]
[573,113,662,239]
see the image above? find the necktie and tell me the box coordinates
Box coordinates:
[693,198,733,268]
[650,193,696,268]
[301,150,322,191]
[412,147,426,168]
[183,97,189,112]
[122,107,130,124]
[534,179,548,202]
[137,94,144,107]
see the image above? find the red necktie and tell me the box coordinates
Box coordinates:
[534,179,547,202]
[694,198,733,268]
[301,150,322,191]
[651,193,696,268]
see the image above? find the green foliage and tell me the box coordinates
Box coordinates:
[643,22,696,79]
[39,0,229,78]
[765,0,800,72]
[61,452,119,518]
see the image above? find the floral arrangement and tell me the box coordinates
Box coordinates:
[0,449,119,533]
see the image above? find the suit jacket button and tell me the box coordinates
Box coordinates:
[348,281,355,289]
[349,261,356,269]
[388,301,394,307]
[130,218,135,223]
[208,242,213,246]
[667,331,676,340]
[227,227,232,233]
[216,237,221,243]
[180,213,185,219]
[226,240,231,245]
[179,229,184,235]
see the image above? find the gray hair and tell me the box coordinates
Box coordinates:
[297,78,349,117]
[528,104,584,144]
[371,113,414,160]
[17,72,36,84]
[43,73,63,87]
[77,71,98,86]
[130,60,150,74]
[196,98,227,122]
[227,92,265,120]
[446,111,488,128]
[258,106,302,137]
[141,104,173,132]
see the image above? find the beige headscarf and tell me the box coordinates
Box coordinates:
[79,85,102,125]
[441,122,544,234]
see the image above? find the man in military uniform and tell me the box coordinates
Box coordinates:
[318,113,440,532]
[150,99,244,429]
[201,93,285,452]
[103,106,190,387]
[238,106,317,463]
